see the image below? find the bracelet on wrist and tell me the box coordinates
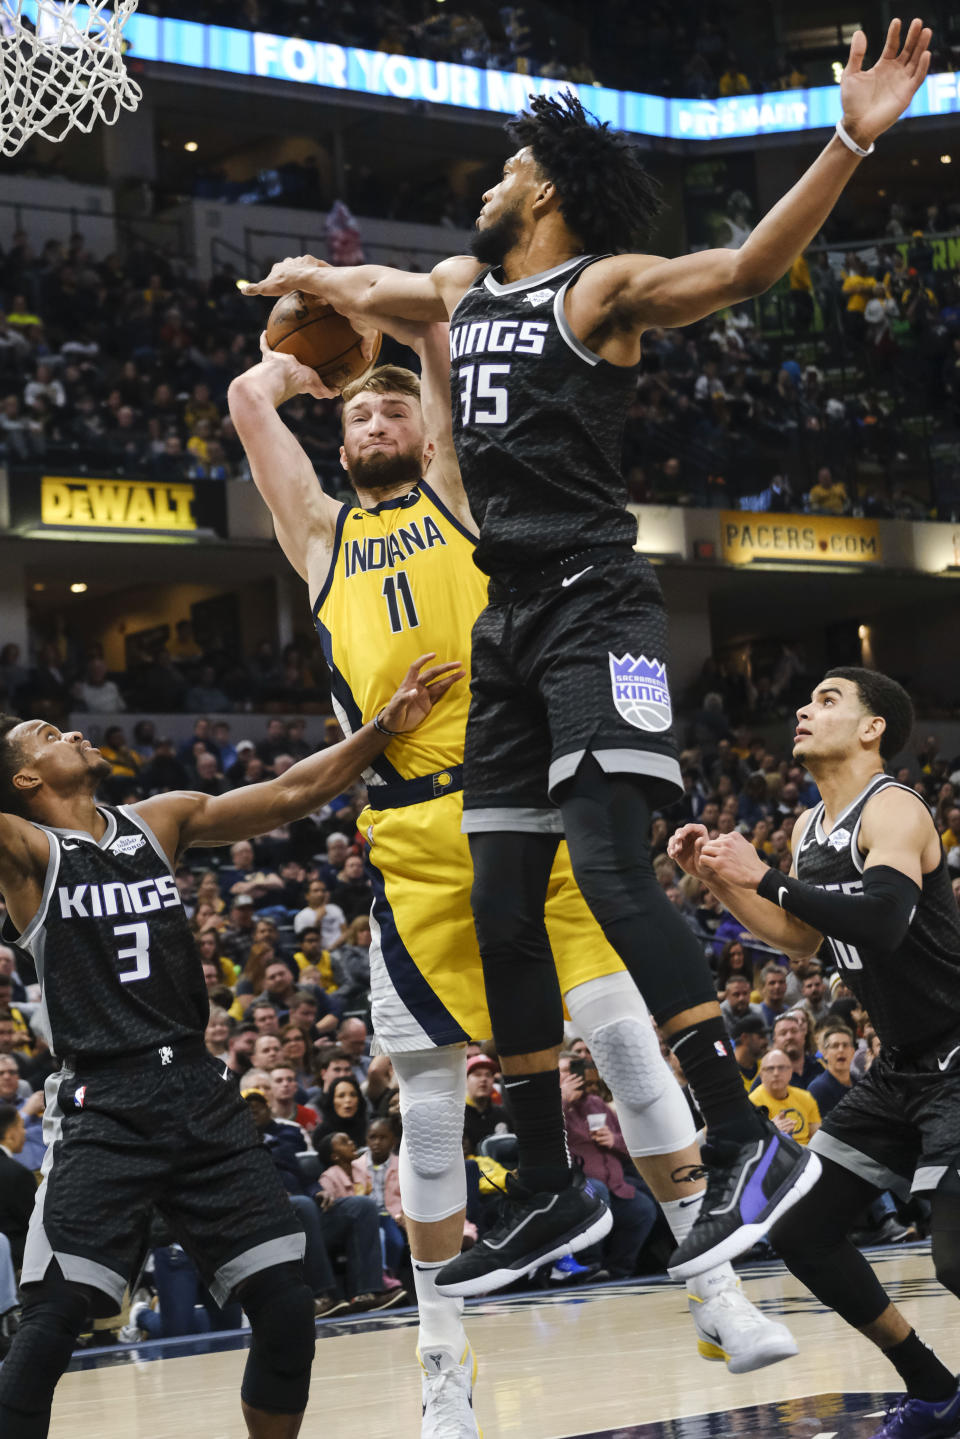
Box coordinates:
[835,119,875,158]
[373,709,402,738]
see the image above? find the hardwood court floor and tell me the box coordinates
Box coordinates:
[51,1246,957,1438]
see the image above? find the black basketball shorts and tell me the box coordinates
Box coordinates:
[21,1043,304,1315]
[462,548,683,833]
[810,1043,960,1199]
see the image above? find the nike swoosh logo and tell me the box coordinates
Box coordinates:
[502,1078,528,1089]
[938,1045,960,1072]
[777,887,789,908]
[679,1196,702,1208]
[61,839,80,851]
[934,1394,960,1419]
[561,566,593,588]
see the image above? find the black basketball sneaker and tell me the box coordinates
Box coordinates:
[435,1170,611,1298]
[667,1124,822,1281]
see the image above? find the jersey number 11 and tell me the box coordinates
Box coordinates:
[381,572,420,634]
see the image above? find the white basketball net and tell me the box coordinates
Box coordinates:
[0,0,141,157]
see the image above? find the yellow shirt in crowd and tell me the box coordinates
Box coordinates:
[749,1084,821,1144]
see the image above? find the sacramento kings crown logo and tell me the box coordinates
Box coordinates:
[609,653,672,732]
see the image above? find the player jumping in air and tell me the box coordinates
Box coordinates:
[244,19,931,1288]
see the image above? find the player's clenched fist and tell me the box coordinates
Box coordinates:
[667,823,709,876]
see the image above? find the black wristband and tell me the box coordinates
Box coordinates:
[757,864,920,954]
[373,709,402,738]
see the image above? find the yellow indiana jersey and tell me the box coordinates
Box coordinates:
[313,481,485,784]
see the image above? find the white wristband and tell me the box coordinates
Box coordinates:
[835,119,875,158]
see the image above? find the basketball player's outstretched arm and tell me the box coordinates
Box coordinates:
[242,254,482,324]
[572,18,932,344]
[135,654,463,859]
[228,346,343,582]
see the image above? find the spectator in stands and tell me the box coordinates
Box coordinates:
[757,962,790,1031]
[807,465,849,515]
[731,1013,768,1089]
[204,1006,232,1062]
[315,1047,354,1095]
[0,1104,36,1266]
[315,1132,406,1311]
[72,657,125,714]
[463,1053,507,1154]
[720,975,762,1035]
[336,1017,371,1082]
[770,1011,824,1089]
[280,1024,316,1090]
[269,1063,318,1135]
[748,1048,821,1144]
[293,878,346,949]
[330,918,372,1013]
[258,960,300,1022]
[225,1022,257,1078]
[330,854,373,923]
[355,1117,405,1279]
[559,1052,658,1277]
[250,1031,282,1071]
[313,1075,367,1152]
[808,1023,856,1118]
[219,894,257,968]
[316,833,350,888]
[800,963,832,1028]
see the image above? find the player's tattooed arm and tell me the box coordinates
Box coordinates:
[243,254,482,324]
[135,654,464,858]
[228,344,342,582]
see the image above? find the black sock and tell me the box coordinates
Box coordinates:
[502,1069,573,1192]
[884,1330,957,1401]
[669,1019,765,1144]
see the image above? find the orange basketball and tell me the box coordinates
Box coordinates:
[265,290,382,392]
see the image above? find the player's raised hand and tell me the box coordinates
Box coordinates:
[241,255,329,297]
[697,831,769,890]
[840,17,932,146]
[378,653,466,735]
[667,823,709,876]
[255,332,340,401]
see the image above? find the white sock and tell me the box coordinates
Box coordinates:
[660,1194,738,1300]
[412,1258,469,1358]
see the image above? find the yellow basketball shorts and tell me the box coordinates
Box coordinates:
[360,789,625,1053]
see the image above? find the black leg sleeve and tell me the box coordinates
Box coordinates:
[468,830,564,1057]
[557,755,718,1023]
[930,1191,960,1300]
[0,1263,96,1439]
[771,1156,893,1329]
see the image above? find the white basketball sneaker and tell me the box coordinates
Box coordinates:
[688,1277,798,1374]
[419,1342,482,1438]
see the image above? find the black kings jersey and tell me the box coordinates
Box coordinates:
[795,774,960,1054]
[450,255,639,577]
[1,804,208,1062]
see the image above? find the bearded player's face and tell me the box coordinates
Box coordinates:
[340,390,425,493]
[472,148,538,267]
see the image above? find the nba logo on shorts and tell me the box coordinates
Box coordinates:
[74,1085,86,1108]
[609,654,672,732]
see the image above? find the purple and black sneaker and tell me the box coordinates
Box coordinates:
[667,1122,822,1281]
[868,1382,960,1438]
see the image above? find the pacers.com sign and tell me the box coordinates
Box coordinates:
[720,511,881,566]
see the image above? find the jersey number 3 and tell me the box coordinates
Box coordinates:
[114,921,151,983]
[381,572,420,634]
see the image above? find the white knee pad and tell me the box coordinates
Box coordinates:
[564,972,696,1158]
[391,1045,468,1224]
